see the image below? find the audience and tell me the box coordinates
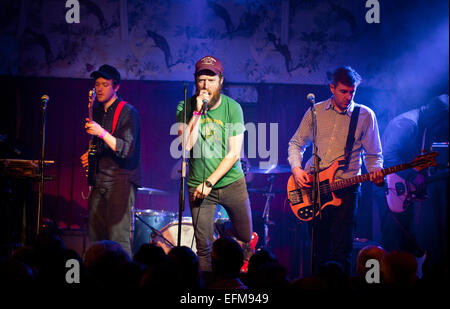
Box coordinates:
[380,250,418,288]
[356,245,386,277]
[133,243,168,268]
[350,244,386,290]
[1,227,445,292]
[246,249,289,289]
[209,236,247,289]
[84,240,143,289]
[167,245,202,290]
[316,260,350,289]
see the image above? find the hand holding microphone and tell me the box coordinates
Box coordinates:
[196,90,210,114]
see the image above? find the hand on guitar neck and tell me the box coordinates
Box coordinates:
[80,150,89,170]
[369,168,385,187]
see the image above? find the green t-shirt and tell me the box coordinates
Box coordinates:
[176,94,245,188]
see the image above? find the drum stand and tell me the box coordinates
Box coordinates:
[134,213,175,249]
[261,174,276,249]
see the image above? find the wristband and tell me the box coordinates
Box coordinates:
[99,129,107,139]
[193,110,202,116]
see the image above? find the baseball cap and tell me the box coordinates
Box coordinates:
[195,56,223,76]
[90,64,121,84]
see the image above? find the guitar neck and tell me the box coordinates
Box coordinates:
[88,88,95,122]
[88,89,95,142]
[330,162,414,191]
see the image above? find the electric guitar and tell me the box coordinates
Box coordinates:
[386,166,448,213]
[287,152,438,222]
[86,88,96,186]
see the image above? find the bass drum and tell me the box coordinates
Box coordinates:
[133,209,177,254]
[154,217,196,254]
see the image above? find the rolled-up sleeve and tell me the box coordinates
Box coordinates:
[361,108,383,172]
[115,106,140,159]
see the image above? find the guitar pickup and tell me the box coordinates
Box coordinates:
[288,189,303,205]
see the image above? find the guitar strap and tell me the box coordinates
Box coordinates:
[344,105,361,167]
[111,100,127,135]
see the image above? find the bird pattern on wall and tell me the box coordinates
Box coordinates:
[1,0,444,87]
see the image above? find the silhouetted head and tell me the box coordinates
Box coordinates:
[420,94,449,139]
[381,250,418,288]
[356,245,386,277]
[133,243,167,267]
[317,261,349,289]
[211,237,243,279]
[168,246,200,289]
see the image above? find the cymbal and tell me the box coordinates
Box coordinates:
[137,187,170,196]
[247,188,285,194]
[249,165,291,174]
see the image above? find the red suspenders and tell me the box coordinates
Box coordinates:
[111,100,127,135]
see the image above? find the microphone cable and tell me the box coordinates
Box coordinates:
[191,99,209,250]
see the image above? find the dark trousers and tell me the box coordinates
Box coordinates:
[88,179,136,256]
[312,185,360,275]
[189,177,253,272]
[374,184,423,257]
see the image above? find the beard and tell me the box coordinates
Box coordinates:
[207,88,221,109]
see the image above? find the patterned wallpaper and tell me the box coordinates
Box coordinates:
[0,0,448,88]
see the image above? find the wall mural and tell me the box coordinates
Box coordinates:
[2,0,447,90]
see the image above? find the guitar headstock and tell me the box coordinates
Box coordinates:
[88,88,96,122]
[88,88,96,106]
[412,151,438,171]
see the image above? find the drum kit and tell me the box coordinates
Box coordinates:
[133,164,291,254]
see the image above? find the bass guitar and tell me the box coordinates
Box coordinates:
[86,88,97,186]
[287,152,437,222]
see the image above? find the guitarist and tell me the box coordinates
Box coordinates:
[378,94,449,258]
[287,66,384,274]
[80,64,142,256]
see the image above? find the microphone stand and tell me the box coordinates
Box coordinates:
[309,97,322,275]
[37,96,49,236]
[262,174,276,248]
[177,83,188,246]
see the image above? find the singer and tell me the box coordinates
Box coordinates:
[287,66,384,274]
[80,64,142,257]
[176,56,255,276]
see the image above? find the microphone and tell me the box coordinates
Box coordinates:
[202,99,208,114]
[306,93,315,104]
[41,95,49,107]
